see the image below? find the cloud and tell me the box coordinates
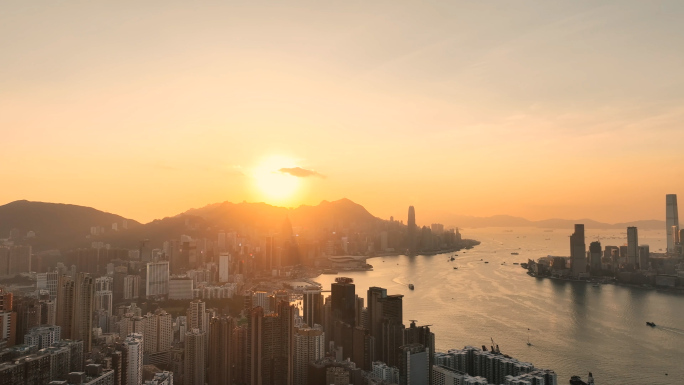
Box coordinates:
[279,167,326,178]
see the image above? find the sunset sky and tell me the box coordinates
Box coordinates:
[2,1,683,224]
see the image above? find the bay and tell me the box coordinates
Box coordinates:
[313,227,684,384]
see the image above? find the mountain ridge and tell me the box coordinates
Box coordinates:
[0,199,667,252]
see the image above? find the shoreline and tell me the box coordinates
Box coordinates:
[527,272,684,295]
[301,239,481,282]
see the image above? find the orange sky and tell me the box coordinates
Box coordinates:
[1,1,683,224]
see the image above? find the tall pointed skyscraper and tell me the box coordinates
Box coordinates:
[666,194,679,253]
[407,206,417,255]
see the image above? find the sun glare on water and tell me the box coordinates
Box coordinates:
[252,156,300,204]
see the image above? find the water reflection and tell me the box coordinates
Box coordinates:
[314,228,684,384]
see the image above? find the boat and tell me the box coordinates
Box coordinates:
[484,261,489,264]
[453,267,458,270]
[592,283,600,287]
[513,262,519,265]
[646,322,656,327]
[526,328,532,346]
[450,256,455,261]
[322,269,338,274]
[408,284,415,290]
[511,252,519,255]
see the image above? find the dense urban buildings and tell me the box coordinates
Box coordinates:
[3,192,682,384]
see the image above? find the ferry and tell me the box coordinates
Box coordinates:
[408,284,415,290]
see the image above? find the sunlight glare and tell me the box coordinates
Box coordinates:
[252,156,300,204]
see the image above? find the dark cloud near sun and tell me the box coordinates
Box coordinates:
[279,167,326,178]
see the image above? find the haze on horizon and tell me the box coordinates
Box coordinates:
[2,1,683,224]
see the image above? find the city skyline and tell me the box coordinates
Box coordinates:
[2,1,684,223]
[2,1,684,384]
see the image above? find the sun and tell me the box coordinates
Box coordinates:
[252,156,300,204]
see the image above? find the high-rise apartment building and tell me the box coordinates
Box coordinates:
[13,297,42,342]
[187,300,207,332]
[398,343,429,385]
[248,301,295,385]
[137,309,173,354]
[94,290,113,316]
[124,333,144,385]
[404,321,435,384]
[37,271,59,300]
[208,316,235,385]
[294,327,325,385]
[123,275,140,300]
[219,253,231,282]
[73,272,95,352]
[570,224,586,275]
[56,275,75,340]
[627,227,639,267]
[24,325,61,349]
[145,261,170,298]
[666,194,679,253]
[184,329,206,385]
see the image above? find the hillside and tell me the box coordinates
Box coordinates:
[0,200,141,251]
[183,198,383,231]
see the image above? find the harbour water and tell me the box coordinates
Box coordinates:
[314,227,684,384]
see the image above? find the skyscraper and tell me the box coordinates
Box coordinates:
[666,194,679,253]
[124,333,144,385]
[185,329,207,385]
[627,227,639,267]
[302,288,324,328]
[72,272,94,352]
[208,316,234,385]
[56,275,75,340]
[247,301,295,385]
[331,277,356,328]
[589,241,602,274]
[570,224,586,276]
[367,286,405,366]
[187,300,207,332]
[407,206,417,255]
